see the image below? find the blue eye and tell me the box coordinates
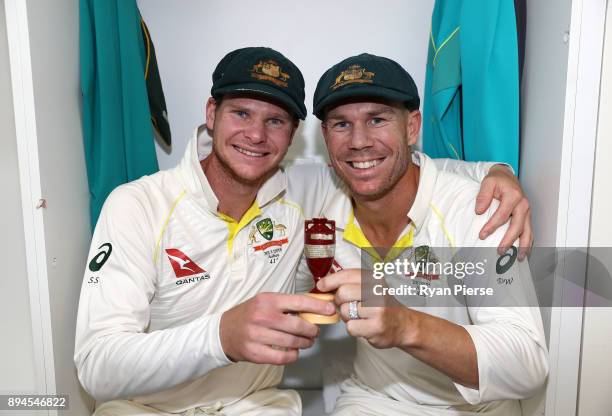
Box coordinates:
[371,117,385,125]
[267,117,291,129]
[334,121,349,129]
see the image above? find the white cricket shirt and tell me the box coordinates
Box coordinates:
[319,151,548,414]
[74,126,337,413]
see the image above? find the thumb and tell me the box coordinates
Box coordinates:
[475,178,495,214]
[316,275,336,292]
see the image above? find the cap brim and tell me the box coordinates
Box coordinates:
[213,82,306,120]
[314,86,418,119]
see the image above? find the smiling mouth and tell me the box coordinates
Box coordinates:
[347,158,385,170]
[233,145,269,158]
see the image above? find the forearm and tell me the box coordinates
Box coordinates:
[400,309,478,389]
[75,312,230,401]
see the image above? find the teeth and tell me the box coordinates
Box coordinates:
[235,146,264,157]
[351,159,381,169]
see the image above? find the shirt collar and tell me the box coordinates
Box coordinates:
[407,151,438,234]
[180,125,288,212]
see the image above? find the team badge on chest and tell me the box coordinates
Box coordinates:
[248,217,289,264]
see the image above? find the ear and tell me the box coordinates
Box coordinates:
[406,110,422,146]
[205,97,218,131]
[288,120,299,146]
[321,121,330,147]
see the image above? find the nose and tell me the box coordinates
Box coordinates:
[243,119,266,144]
[348,121,373,150]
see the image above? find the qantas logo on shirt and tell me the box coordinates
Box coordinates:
[165,248,206,278]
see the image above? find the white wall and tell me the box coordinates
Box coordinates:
[577,1,612,414]
[137,0,435,169]
[0,0,39,397]
[15,0,92,413]
[26,0,93,410]
[511,2,576,413]
[520,0,608,413]
[519,0,572,248]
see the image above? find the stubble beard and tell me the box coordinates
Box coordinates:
[338,150,411,203]
[213,141,281,188]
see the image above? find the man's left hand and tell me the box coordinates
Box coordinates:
[476,164,532,260]
[316,269,416,349]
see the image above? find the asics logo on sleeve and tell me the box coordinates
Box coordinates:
[496,246,518,275]
[89,243,113,272]
[165,248,206,278]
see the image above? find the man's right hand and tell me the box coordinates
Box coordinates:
[219,292,335,365]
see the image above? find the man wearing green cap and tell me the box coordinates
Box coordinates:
[312,54,547,415]
[75,47,533,415]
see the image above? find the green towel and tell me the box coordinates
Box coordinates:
[80,0,160,229]
[423,0,520,172]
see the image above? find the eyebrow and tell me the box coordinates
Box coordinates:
[267,111,292,120]
[225,103,291,119]
[327,106,395,120]
[365,107,395,117]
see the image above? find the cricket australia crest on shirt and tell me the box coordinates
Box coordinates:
[248,217,289,264]
[256,218,274,240]
[406,246,441,295]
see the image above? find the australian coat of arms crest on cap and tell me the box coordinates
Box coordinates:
[251,60,290,88]
[331,64,375,90]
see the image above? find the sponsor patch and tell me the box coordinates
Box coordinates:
[89,243,113,272]
[496,247,518,274]
[166,248,206,278]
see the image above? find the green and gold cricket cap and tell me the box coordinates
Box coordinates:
[313,53,420,119]
[211,47,307,120]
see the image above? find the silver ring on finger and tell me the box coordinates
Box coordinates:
[348,300,361,320]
